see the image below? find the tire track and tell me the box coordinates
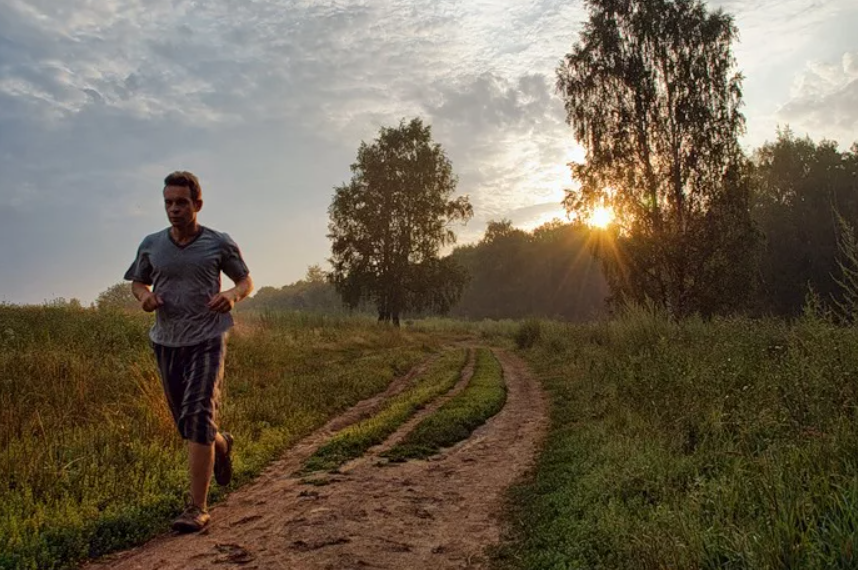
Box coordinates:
[338,347,476,472]
[89,348,548,570]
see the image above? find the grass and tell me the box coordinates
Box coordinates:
[384,347,506,461]
[10,303,858,569]
[405,317,519,345]
[301,348,468,473]
[0,306,438,570]
[494,306,858,569]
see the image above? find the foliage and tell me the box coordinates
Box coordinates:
[449,220,609,321]
[328,118,473,326]
[752,130,858,317]
[514,319,542,349]
[0,306,436,570]
[95,282,139,312]
[832,213,858,323]
[557,0,756,317]
[44,297,85,309]
[383,348,506,461]
[496,308,858,569]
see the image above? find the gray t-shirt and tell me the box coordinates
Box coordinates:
[124,226,250,347]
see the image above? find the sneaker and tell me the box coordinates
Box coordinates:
[214,432,234,486]
[172,505,210,533]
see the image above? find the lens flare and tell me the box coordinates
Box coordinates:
[588,206,614,229]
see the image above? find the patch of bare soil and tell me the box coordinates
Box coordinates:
[89,349,548,570]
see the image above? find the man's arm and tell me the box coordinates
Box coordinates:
[131,281,164,312]
[208,275,254,313]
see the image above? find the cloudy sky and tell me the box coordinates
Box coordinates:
[1,0,856,304]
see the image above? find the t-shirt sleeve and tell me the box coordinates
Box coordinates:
[124,241,153,285]
[220,234,250,283]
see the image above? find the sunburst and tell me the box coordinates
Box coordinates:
[588,206,615,229]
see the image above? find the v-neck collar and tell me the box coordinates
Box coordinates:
[168,226,204,250]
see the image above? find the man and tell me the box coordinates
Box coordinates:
[125,171,253,532]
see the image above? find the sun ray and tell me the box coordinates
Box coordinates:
[588,206,615,229]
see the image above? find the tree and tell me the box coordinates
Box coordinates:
[449,219,609,321]
[557,0,757,316]
[328,118,473,325]
[304,264,327,284]
[95,282,139,311]
[239,265,344,313]
[752,130,858,316]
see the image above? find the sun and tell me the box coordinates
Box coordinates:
[588,205,615,229]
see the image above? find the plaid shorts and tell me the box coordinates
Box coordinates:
[151,334,226,445]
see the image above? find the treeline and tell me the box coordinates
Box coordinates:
[230,220,609,321]
[590,129,858,319]
[448,219,608,321]
[93,128,857,323]
[233,129,858,322]
[239,265,346,314]
[752,130,858,317]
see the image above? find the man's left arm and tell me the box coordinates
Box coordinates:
[209,232,253,313]
[209,274,254,313]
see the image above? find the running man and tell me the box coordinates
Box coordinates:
[125,171,253,532]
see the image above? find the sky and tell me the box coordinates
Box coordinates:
[1,0,856,305]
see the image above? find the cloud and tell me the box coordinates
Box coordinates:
[778,51,858,146]
[0,0,851,303]
[422,72,578,242]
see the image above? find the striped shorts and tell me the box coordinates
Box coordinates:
[151,334,226,445]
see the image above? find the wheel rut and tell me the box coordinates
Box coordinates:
[89,348,548,570]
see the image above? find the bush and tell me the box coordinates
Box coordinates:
[514,319,541,349]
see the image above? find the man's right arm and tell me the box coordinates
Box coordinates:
[132,281,164,312]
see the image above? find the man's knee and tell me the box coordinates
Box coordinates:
[181,412,217,445]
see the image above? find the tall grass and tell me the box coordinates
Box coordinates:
[405,316,519,344]
[0,306,436,570]
[496,306,858,569]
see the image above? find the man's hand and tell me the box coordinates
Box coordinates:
[132,282,163,312]
[208,291,237,313]
[141,291,164,312]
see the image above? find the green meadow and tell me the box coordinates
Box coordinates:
[3,304,858,569]
[0,306,437,570]
[496,307,858,570]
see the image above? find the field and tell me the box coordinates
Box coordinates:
[0,307,440,570]
[497,306,858,569]
[3,304,858,569]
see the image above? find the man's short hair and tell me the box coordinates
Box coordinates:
[164,171,202,202]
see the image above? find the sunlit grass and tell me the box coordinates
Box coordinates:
[301,348,468,472]
[495,307,858,569]
[0,306,437,570]
[383,347,506,461]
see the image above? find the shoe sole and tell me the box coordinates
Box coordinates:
[172,519,209,533]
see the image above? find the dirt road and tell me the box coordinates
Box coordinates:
[90,349,547,570]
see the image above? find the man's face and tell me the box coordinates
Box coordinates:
[163,185,202,228]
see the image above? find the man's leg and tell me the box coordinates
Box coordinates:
[188,433,228,510]
[188,441,214,510]
[183,335,229,508]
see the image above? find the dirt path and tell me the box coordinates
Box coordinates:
[339,347,476,473]
[91,349,548,570]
